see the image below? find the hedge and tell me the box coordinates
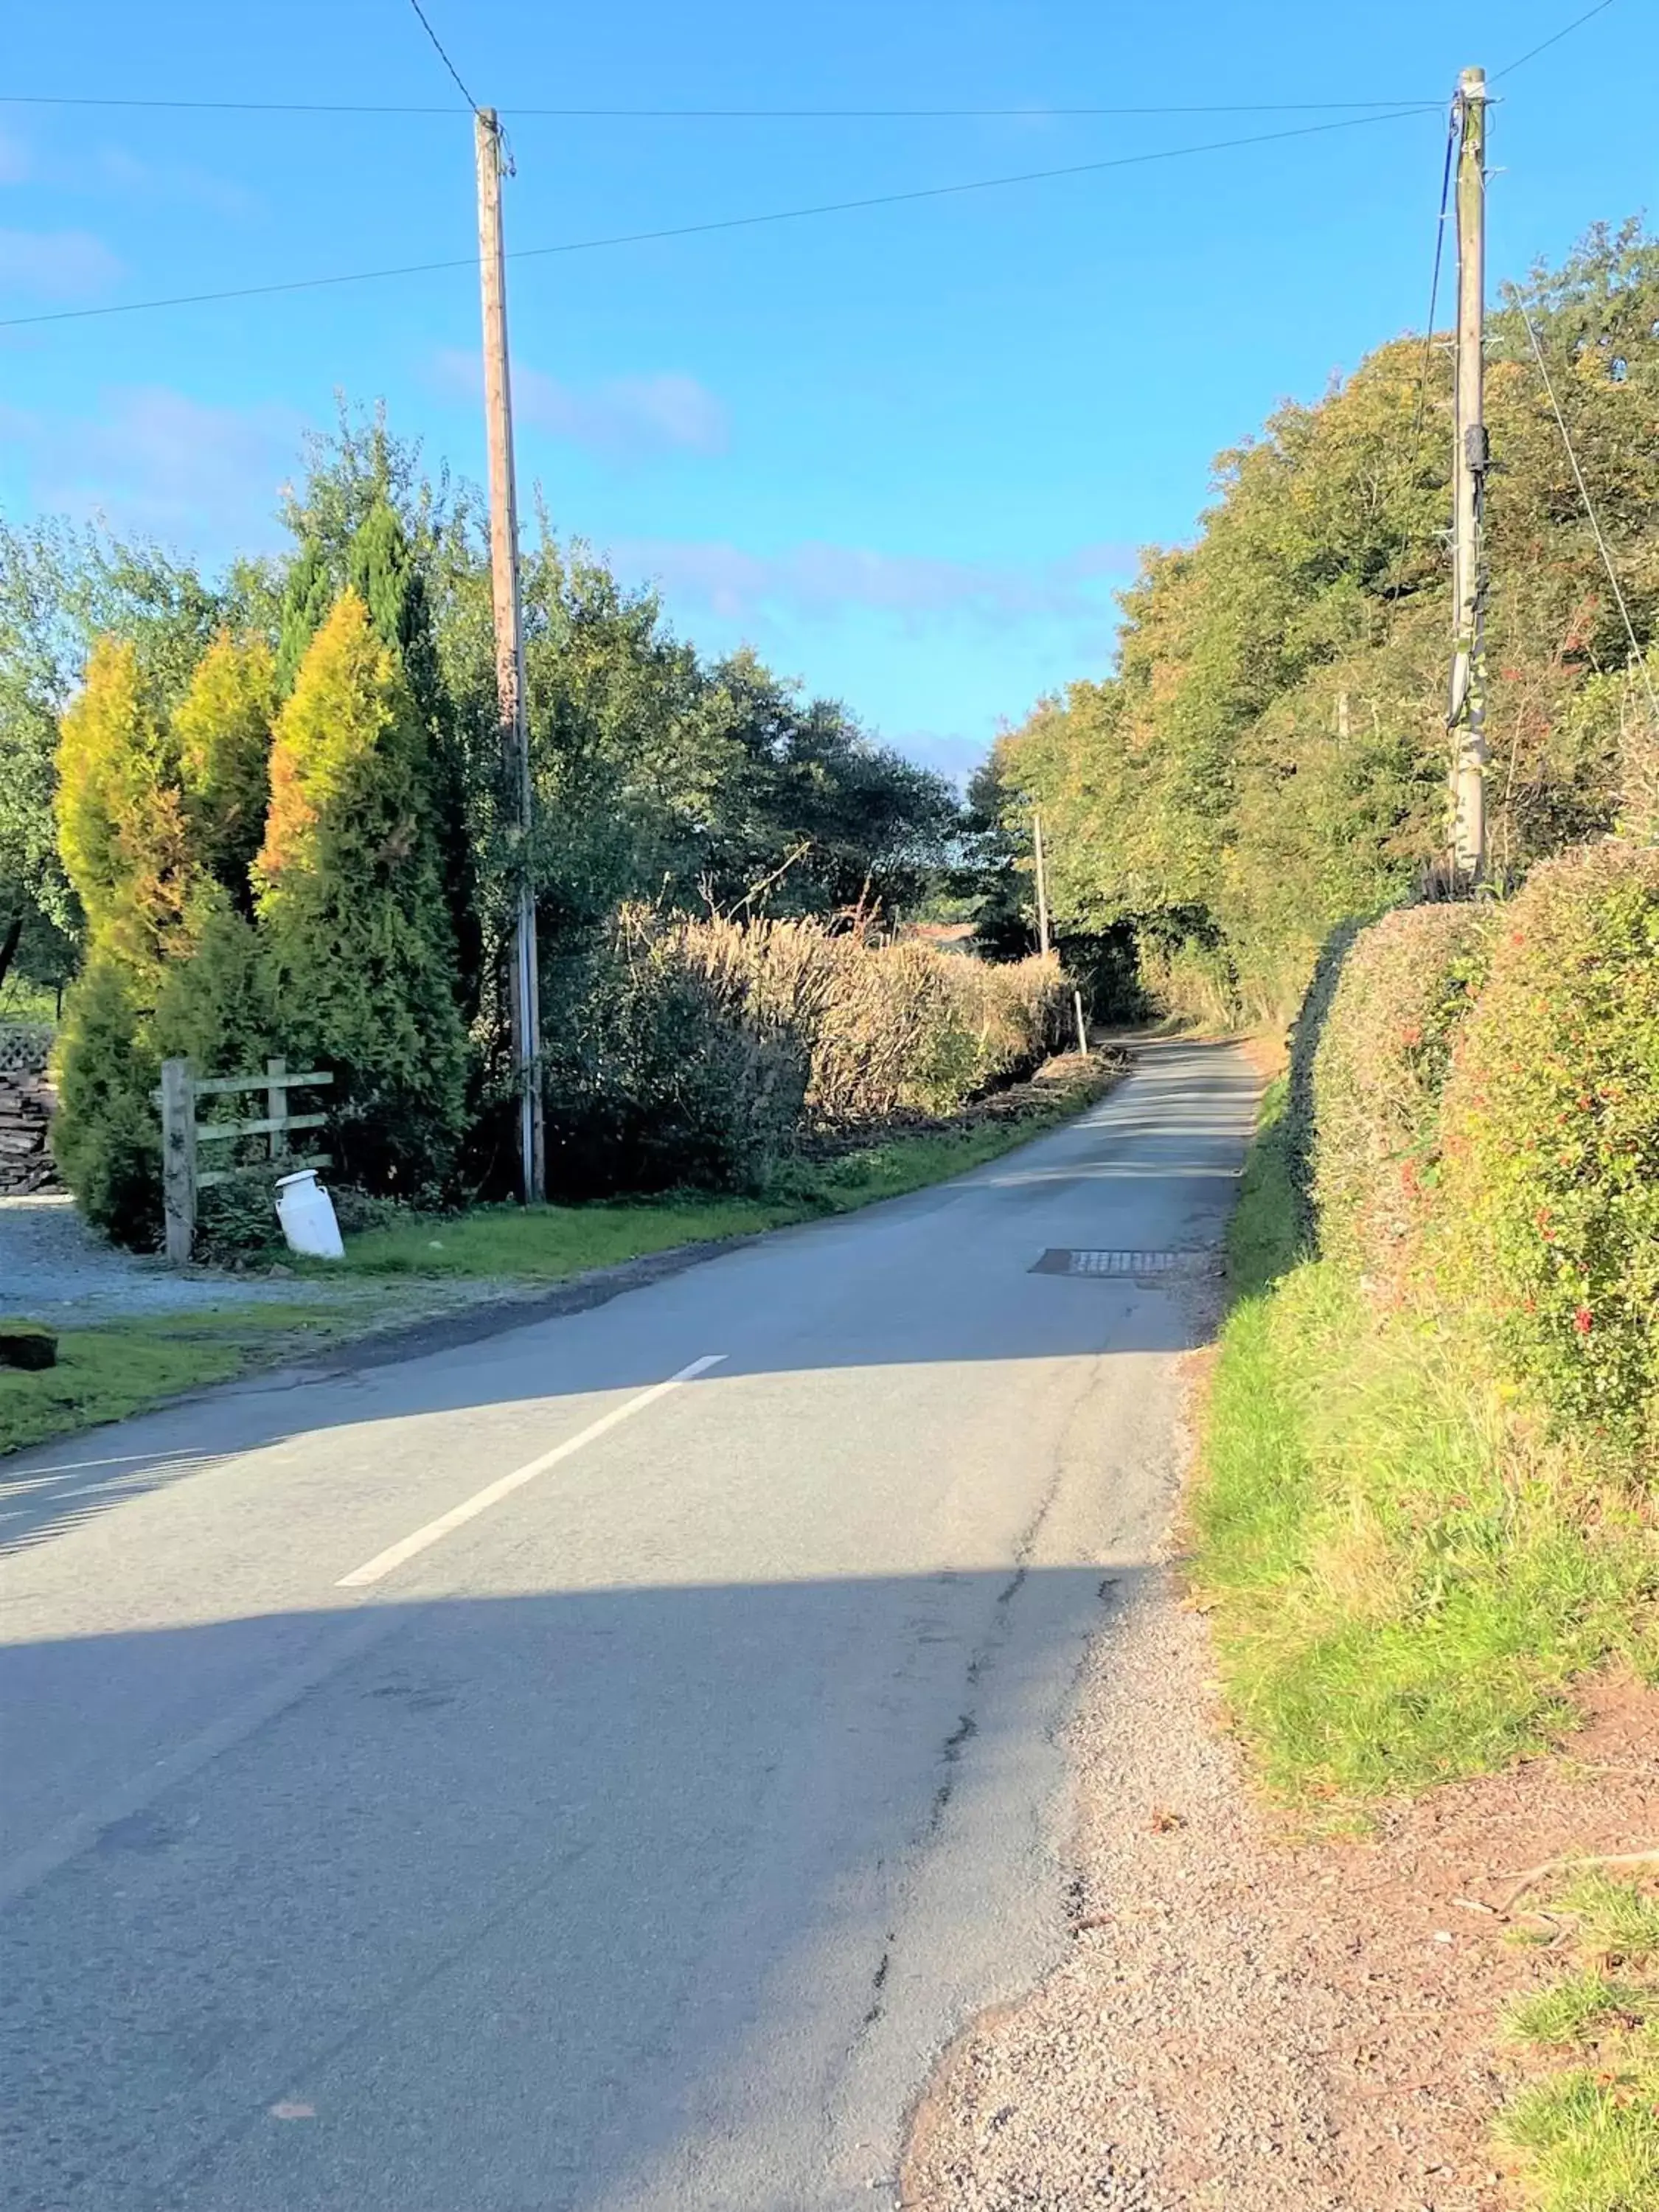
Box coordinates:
[1282,919,1362,1246]
[1437,840,1659,1434]
[1310,902,1493,1287]
[542,910,1068,1195]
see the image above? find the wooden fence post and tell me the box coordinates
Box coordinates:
[159,1056,197,1265]
[266,1056,288,1166]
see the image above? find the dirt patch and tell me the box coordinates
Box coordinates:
[901,1572,1657,2211]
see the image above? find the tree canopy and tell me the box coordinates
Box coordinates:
[987,219,1659,1021]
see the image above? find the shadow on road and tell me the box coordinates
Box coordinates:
[1,1565,1154,2212]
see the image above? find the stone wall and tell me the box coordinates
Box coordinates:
[0,1027,60,1196]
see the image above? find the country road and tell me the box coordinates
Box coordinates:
[0,1038,1258,2212]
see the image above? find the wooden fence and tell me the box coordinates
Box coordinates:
[156,1057,333,1265]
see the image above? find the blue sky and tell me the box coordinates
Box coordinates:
[1,1,1653,781]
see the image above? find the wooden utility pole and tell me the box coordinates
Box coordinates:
[159,1057,197,1265]
[1448,66,1489,888]
[1032,810,1051,958]
[476,105,546,1203]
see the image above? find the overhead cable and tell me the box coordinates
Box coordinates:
[1517,300,1659,728]
[0,92,1443,120]
[1410,103,1460,443]
[0,104,1433,332]
[1492,0,1617,82]
[403,0,479,112]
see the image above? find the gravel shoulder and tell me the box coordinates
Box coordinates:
[0,1194,368,1321]
[901,1361,1658,2212]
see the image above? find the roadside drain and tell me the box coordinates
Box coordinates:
[1030,1248,1220,1279]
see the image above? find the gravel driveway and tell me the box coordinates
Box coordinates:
[0,1193,346,1322]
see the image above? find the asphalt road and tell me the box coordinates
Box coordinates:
[0,1039,1257,2212]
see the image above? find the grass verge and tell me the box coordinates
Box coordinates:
[1498,1871,1659,2211]
[1189,1082,1658,1808]
[3,1060,1120,1453]
[323,1062,1119,1281]
[0,1303,363,1458]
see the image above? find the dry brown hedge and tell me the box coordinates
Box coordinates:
[543,908,1068,1193]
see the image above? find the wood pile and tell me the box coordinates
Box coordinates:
[0,1069,60,1197]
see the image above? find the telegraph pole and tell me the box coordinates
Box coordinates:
[1448,66,1489,888]
[1032,810,1051,958]
[476,106,545,1202]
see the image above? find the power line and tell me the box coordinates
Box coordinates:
[1410,102,1459,443]
[0,91,1444,120]
[0,104,1435,333]
[1517,299,1659,729]
[1492,0,1617,82]
[1380,100,1459,601]
[403,0,479,112]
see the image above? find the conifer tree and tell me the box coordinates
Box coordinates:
[153,882,277,1074]
[51,947,162,1246]
[274,540,335,696]
[173,632,275,908]
[55,636,194,980]
[347,498,482,1015]
[256,589,467,1191]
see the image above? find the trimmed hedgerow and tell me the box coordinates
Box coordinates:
[1281,918,1361,1247]
[1310,902,1493,1286]
[1438,839,1659,1435]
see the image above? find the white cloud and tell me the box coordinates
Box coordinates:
[890,728,1000,785]
[0,226,122,301]
[607,537,1135,631]
[434,349,728,459]
[1,386,305,546]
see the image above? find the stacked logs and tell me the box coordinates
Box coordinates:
[0,1028,60,1197]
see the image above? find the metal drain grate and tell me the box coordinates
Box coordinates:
[1031,1248,1218,1279]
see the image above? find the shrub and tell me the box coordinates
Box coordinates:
[1438,839,1659,1433]
[542,909,810,1194]
[540,912,1068,1195]
[1620,674,1659,846]
[51,950,161,1248]
[1283,918,1362,1245]
[1136,920,1242,1032]
[808,941,1063,1122]
[1311,902,1493,1284]
[256,591,469,1194]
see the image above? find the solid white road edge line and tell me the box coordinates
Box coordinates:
[335,1354,727,1589]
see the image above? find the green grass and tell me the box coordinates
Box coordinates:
[0,982,58,1024]
[1219,1074,1304,1297]
[0,1303,353,1457]
[1500,2068,1659,2212]
[1195,1082,1659,2207]
[1557,1872,1659,1964]
[327,1074,1113,1282]
[1190,1085,1658,1808]
[1506,1972,1657,2049]
[332,1192,803,1279]
[1499,1876,1659,2211]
